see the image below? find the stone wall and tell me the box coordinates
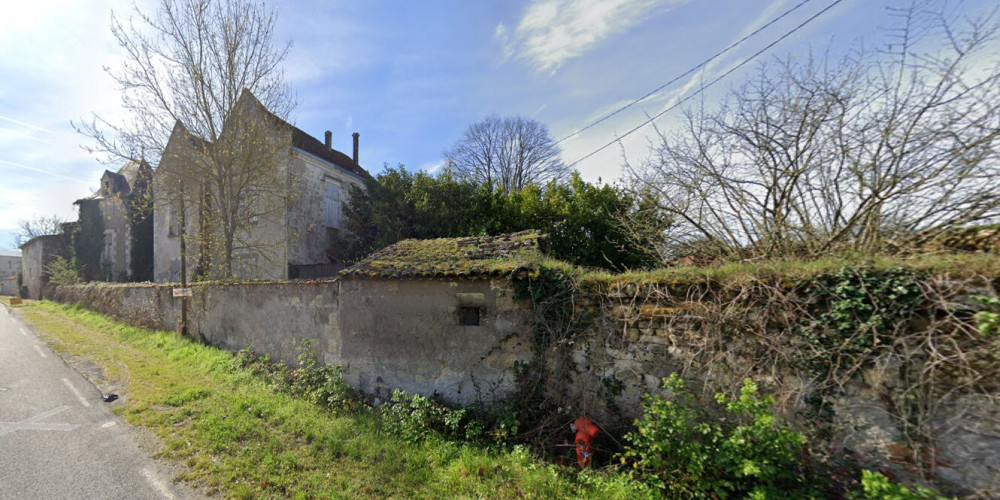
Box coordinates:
[20,234,69,300]
[548,277,1000,497]
[51,276,531,407]
[47,269,1000,496]
[339,277,532,406]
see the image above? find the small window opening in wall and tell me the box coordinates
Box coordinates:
[459,306,480,326]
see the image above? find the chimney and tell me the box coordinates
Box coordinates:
[352,132,360,166]
[324,130,332,149]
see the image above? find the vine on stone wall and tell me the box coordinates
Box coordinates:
[516,264,999,493]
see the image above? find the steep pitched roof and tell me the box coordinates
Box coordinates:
[341,230,548,279]
[116,158,152,190]
[79,158,153,202]
[235,89,369,179]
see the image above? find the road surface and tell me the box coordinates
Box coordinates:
[0,303,203,500]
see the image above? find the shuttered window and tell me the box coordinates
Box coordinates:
[325,180,341,229]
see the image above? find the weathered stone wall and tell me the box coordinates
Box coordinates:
[339,277,532,406]
[20,235,69,300]
[51,281,339,367]
[550,277,1000,497]
[47,270,1000,496]
[51,276,532,407]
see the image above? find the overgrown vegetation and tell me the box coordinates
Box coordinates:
[44,255,82,286]
[16,296,966,498]
[623,375,817,499]
[344,166,666,270]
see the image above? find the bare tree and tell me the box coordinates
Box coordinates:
[15,215,66,247]
[630,2,1000,260]
[444,114,568,195]
[76,0,296,280]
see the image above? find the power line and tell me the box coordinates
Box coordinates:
[566,0,847,169]
[556,0,815,145]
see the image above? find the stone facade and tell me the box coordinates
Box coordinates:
[152,91,367,283]
[0,250,20,296]
[74,159,153,283]
[19,234,69,299]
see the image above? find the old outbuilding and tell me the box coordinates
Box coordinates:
[338,230,546,406]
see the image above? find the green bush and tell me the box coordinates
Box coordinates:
[284,340,361,413]
[45,255,82,286]
[971,295,1000,337]
[378,390,484,443]
[622,374,818,499]
[855,470,951,500]
[229,342,362,414]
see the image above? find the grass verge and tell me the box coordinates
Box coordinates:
[15,300,642,499]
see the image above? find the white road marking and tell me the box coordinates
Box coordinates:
[141,468,176,499]
[61,378,92,407]
[101,421,117,428]
[19,327,28,336]
[33,344,47,358]
[0,406,78,437]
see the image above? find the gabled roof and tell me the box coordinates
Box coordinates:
[79,158,153,202]
[341,231,548,279]
[100,170,130,195]
[235,89,369,179]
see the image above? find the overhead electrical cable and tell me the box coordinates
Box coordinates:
[556,0,815,144]
[566,0,847,169]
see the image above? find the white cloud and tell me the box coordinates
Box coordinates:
[420,159,447,174]
[500,0,690,74]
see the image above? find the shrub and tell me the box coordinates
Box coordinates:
[228,342,362,414]
[971,295,1000,337]
[284,340,361,413]
[45,256,82,286]
[622,374,818,499]
[378,390,483,443]
[856,470,951,500]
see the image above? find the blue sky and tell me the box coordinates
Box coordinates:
[1,0,996,250]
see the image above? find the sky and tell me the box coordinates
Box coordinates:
[1,0,996,250]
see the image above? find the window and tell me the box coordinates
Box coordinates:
[102,230,115,262]
[166,205,182,237]
[459,306,480,326]
[325,180,341,229]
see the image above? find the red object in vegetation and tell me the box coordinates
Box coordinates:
[572,417,600,467]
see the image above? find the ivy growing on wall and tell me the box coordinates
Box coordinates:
[73,199,104,282]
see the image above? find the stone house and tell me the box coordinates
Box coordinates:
[74,159,154,282]
[19,234,70,299]
[152,90,368,283]
[337,231,544,406]
[0,249,21,296]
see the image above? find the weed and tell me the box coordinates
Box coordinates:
[621,374,820,499]
[855,470,952,499]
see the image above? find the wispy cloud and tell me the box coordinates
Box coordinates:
[497,0,690,74]
[0,159,90,183]
[0,115,55,135]
[420,159,447,174]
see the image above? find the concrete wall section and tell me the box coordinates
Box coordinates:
[52,277,533,407]
[0,253,20,296]
[339,278,532,406]
[186,281,340,366]
[20,235,68,300]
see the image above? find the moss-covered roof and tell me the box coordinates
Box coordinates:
[340,231,548,279]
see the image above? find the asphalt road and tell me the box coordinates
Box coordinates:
[0,303,203,500]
